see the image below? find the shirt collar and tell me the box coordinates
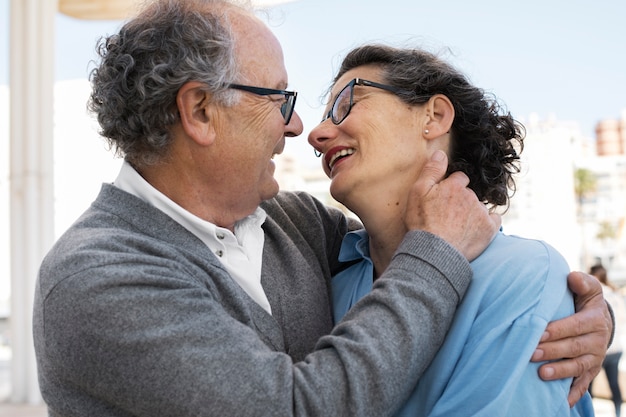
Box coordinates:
[113,160,267,245]
[338,229,371,263]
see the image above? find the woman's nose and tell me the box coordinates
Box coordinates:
[307,121,330,155]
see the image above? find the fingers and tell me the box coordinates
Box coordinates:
[532,271,611,407]
[533,334,586,363]
[413,150,451,195]
[540,308,608,345]
[537,357,598,407]
[567,271,595,300]
[569,374,596,408]
[537,353,593,380]
[538,274,609,343]
[569,272,614,345]
[414,151,474,198]
[533,302,609,365]
[405,151,499,261]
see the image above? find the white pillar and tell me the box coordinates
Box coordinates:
[9,0,56,404]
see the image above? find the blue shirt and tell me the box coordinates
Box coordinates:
[332,230,594,416]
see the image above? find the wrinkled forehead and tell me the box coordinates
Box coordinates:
[229,9,288,87]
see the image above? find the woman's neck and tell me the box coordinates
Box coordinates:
[352,196,408,279]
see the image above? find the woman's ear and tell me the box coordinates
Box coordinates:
[423,94,454,139]
[176,81,217,146]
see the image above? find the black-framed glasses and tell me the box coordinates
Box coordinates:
[228,83,297,124]
[322,78,416,125]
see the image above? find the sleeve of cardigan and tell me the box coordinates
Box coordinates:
[292,231,472,416]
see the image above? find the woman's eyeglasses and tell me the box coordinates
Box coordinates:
[322,78,425,125]
[228,84,297,124]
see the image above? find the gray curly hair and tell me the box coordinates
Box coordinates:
[88,0,250,166]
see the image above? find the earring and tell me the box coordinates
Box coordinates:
[314,149,322,158]
[424,129,430,134]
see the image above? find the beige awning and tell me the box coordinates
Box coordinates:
[58,0,297,20]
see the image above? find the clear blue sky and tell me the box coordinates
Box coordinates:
[2,0,625,164]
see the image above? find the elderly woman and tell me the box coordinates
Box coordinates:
[308,44,594,416]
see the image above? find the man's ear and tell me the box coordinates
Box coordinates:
[176,81,217,146]
[423,94,454,139]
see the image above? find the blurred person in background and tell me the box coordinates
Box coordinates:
[589,263,625,417]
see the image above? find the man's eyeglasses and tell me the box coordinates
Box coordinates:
[228,84,297,124]
[322,78,420,125]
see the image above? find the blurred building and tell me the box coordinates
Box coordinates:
[472,110,626,282]
[501,114,583,271]
[583,110,626,282]
[596,110,626,156]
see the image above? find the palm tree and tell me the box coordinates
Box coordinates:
[597,220,617,241]
[573,168,597,218]
[573,168,597,269]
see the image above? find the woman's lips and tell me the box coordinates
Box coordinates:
[325,147,355,171]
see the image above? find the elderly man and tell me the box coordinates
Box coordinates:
[33,0,610,416]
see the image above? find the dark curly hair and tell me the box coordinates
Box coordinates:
[334,44,525,209]
[88,0,248,166]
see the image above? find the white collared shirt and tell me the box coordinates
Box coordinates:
[114,161,271,314]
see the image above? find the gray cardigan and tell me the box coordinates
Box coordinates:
[33,184,472,417]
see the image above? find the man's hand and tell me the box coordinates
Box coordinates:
[531,271,612,407]
[405,150,501,261]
